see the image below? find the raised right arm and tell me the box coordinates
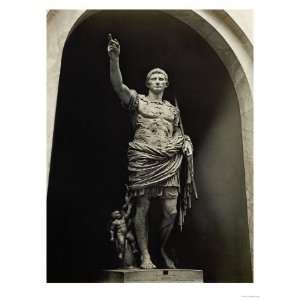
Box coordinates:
[107,34,132,106]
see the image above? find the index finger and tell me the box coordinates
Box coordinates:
[109,39,119,47]
[108,33,113,41]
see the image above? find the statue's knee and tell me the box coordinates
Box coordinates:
[168,207,177,216]
[163,188,178,216]
[164,187,179,199]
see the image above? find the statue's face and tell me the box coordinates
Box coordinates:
[147,72,168,94]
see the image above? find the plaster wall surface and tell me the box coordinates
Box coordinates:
[226,10,253,43]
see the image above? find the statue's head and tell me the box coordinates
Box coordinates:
[145,68,169,93]
[111,210,122,219]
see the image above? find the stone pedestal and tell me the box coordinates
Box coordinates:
[98,269,204,283]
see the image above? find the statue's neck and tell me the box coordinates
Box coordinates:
[147,90,164,103]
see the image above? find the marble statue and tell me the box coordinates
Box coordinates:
[109,206,139,268]
[107,34,196,269]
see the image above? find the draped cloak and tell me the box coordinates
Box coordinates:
[128,136,184,191]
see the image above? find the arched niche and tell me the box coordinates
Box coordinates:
[47,10,253,283]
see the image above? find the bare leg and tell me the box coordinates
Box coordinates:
[160,188,178,269]
[134,194,156,269]
[116,232,125,260]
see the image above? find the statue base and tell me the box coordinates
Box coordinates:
[98,268,204,283]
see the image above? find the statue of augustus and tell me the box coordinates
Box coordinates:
[107,34,195,269]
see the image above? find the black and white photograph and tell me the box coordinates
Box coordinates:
[47,9,253,283]
[1,1,300,299]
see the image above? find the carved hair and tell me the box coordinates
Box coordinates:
[145,68,169,87]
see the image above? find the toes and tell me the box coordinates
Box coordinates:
[140,261,157,269]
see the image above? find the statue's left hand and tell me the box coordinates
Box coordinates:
[183,136,193,156]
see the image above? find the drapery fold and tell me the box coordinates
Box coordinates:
[127,136,184,190]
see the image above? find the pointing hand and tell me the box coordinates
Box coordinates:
[107,33,120,58]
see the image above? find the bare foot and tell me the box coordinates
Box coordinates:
[161,249,176,269]
[140,255,157,269]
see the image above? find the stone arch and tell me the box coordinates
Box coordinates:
[47,9,253,280]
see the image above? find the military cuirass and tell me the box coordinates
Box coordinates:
[132,95,179,148]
